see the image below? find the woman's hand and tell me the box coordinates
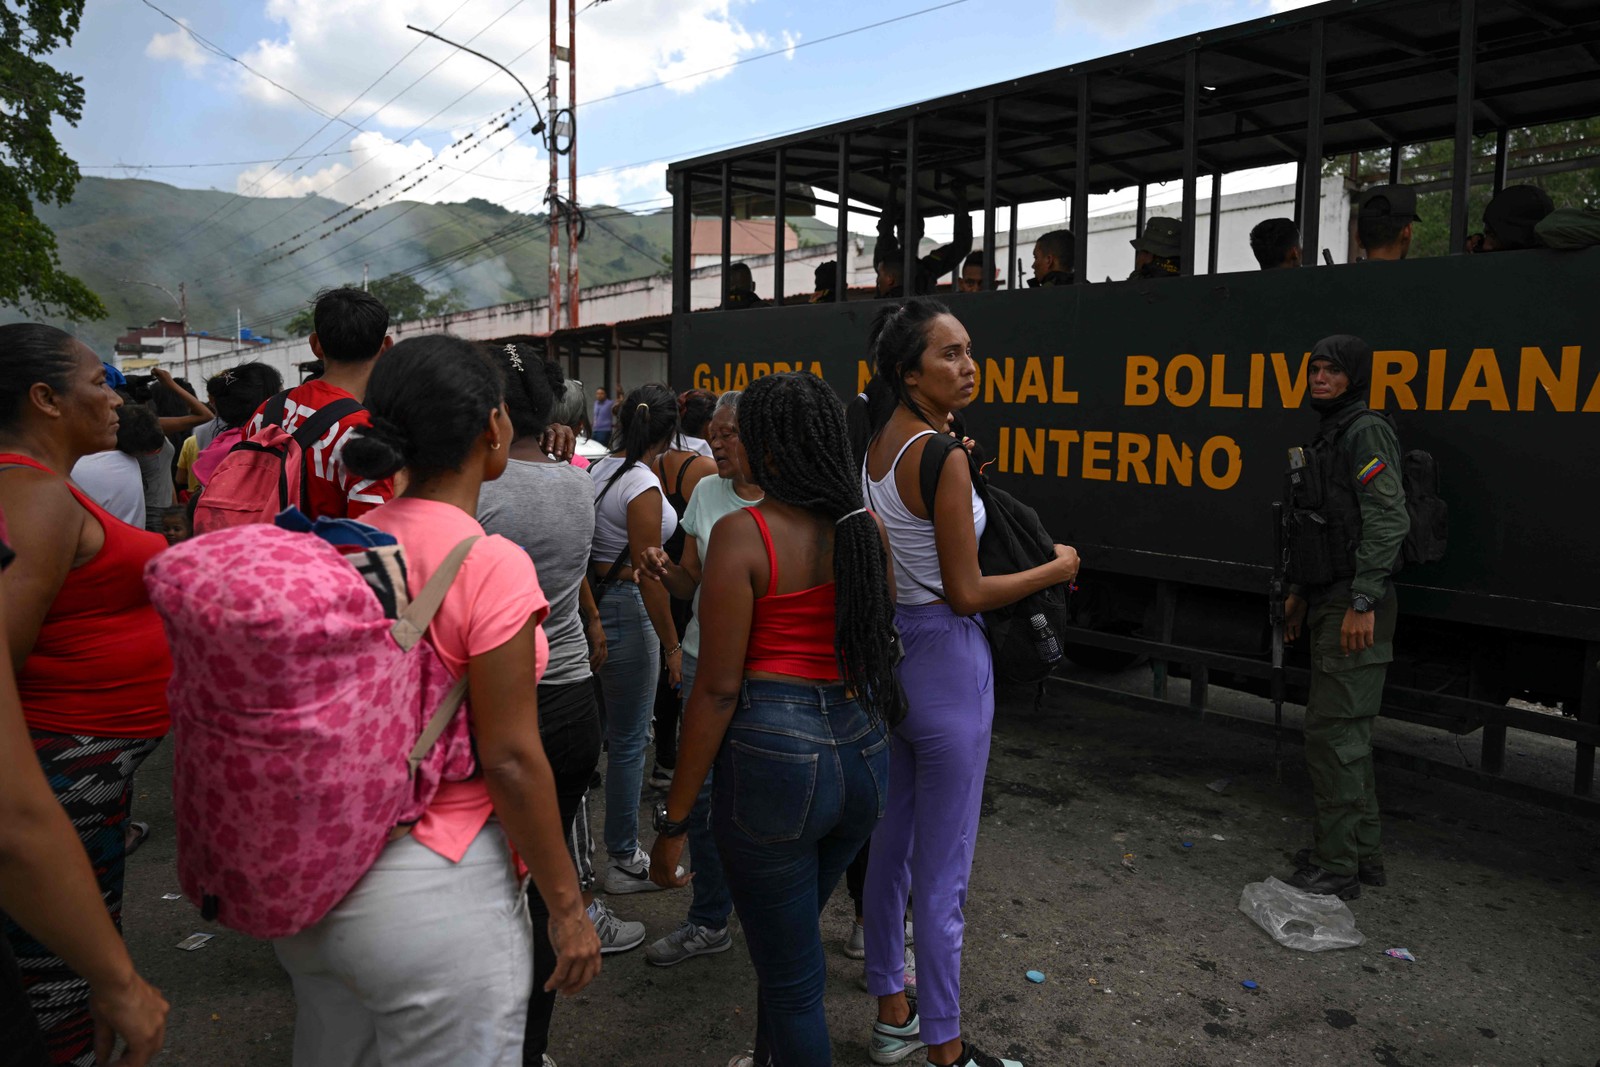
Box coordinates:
[540,424,577,462]
[585,616,608,673]
[90,971,168,1067]
[665,646,683,688]
[648,833,692,889]
[150,367,175,387]
[636,546,671,583]
[544,904,602,995]
[1051,544,1080,584]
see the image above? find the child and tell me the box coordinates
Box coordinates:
[159,506,190,546]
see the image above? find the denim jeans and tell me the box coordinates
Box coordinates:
[712,680,888,1067]
[596,581,659,859]
[679,652,732,929]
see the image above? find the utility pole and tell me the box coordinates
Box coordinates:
[178,282,189,381]
[547,0,562,333]
[565,0,579,328]
[363,262,370,291]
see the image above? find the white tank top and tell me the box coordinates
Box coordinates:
[863,430,988,606]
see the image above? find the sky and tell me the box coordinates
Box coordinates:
[56,0,1323,248]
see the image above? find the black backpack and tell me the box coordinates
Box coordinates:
[917,434,1070,684]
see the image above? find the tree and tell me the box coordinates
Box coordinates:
[283,274,469,336]
[0,1,105,320]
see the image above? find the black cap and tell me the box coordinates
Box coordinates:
[1130,216,1182,259]
[1357,184,1419,222]
[1482,185,1554,250]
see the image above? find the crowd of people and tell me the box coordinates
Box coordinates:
[0,280,1089,1067]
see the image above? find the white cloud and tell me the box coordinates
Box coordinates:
[1267,0,1324,9]
[1055,0,1182,33]
[145,21,211,73]
[227,0,770,132]
[582,162,668,210]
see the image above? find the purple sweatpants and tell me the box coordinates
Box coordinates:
[863,601,994,1047]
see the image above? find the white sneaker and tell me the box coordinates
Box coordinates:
[645,920,733,966]
[589,899,645,954]
[603,847,665,895]
[647,763,674,790]
[844,919,866,959]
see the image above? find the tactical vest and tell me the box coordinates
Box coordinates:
[1286,403,1390,587]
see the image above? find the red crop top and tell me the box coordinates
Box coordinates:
[743,508,839,680]
[0,454,172,738]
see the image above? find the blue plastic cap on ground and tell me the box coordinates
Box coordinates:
[1182,841,1193,848]
[1025,970,1045,984]
[1241,980,1258,989]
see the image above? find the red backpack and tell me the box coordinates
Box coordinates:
[143,522,480,938]
[192,391,362,532]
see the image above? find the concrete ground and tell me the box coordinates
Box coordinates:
[120,667,1600,1066]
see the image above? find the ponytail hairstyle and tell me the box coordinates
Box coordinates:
[738,372,899,725]
[845,375,896,470]
[483,341,559,441]
[0,324,80,430]
[867,296,952,430]
[344,334,505,484]
[678,388,717,438]
[601,382,677,495]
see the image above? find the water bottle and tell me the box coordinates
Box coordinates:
[1030,613,1062,665]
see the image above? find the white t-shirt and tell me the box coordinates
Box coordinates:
[673,433,714,459]
[590,456,677,566]
[679,476,763,658]
[70,451,145,527]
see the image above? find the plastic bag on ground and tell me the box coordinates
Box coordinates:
[1238,876,1365,952]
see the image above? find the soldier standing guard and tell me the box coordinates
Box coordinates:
[1281,334,1410,900]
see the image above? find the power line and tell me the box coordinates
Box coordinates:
[581,0,973,109]
[81,151,358,170]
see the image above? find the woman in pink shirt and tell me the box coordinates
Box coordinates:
[270,334,600,1066]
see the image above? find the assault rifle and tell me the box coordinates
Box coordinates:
[1270,499,1288,783]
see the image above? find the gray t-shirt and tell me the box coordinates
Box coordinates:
[138,437,176,531]
[680,476,763,659]
[477,459,596,686]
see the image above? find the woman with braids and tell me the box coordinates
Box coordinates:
[645,397,718,791]
[860,298,1078,1067]
[0,324,172,1067]
[648,372,898,1067]
[273,334,600,1065]
[475,343,644,1065]
[588,384,685,893]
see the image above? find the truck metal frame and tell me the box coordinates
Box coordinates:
[653,0,1600,810]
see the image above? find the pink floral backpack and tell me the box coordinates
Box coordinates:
[144,522,478,939]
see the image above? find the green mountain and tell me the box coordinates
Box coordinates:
[9,176,678,352]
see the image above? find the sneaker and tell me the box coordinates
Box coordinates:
[940,1042,1023,1067]
[1294,847,1386,886]
[844,919,866,959]
[726,1054,768,1067]
[870,995,926,1065]
[646,920,733,966]
[858,946,917,993]
[542,1057,557,1067]
[603,847,666,895]
[648,763,674,790]
[589,899,645,954]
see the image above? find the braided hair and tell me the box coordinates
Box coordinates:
[601,382,677,496]
[738,372,900,724]
[483,341,561,440]
[867,296,952,432]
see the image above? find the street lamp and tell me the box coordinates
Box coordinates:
[121,278,189,379]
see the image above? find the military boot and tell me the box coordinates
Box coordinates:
[1286,863,1360,900]
[1294,848,1386,887]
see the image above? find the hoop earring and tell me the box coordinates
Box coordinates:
[490,441,502,450]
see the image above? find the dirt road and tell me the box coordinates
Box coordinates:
[120,674,1600,1066]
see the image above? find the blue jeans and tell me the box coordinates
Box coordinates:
[680,653,732,929]
[712,681,888,1067]
[597,582,659,860]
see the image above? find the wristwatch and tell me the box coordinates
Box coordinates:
[1351,593,1377,613]
[652,801,690,838]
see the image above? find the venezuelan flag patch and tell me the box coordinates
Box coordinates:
[1358,457,1387,485]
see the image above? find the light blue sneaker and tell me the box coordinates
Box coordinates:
[870,996,926,1065]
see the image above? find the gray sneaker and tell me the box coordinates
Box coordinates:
[603,847,666,895]
[645,920,733,966]
[590,899,645,954]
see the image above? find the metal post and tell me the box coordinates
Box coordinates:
[1006,200,1018,289]
[983,98,998,291]
[1301,19,1326,267]
[1389,144,1403,184]
[179,282,189,380]
[720,160,733,308]
[903,116,919,297]
[548,0,561,331]
[1207,170,1222,275]
[1073,74,1090,284]
[1292,161,1303,225]
[836,135,849,302]
[1577,641,1600,796]
[774,148,787,304]
[1493,127,1509,196]
[1450,0,1477,255]
[1179,50,1198,276]
[566,0,578,327]
[671,171,690,314]
[1136,184,1147,235]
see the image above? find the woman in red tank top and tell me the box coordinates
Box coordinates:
[0,324,173,1066]
[648,372,901,1067]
